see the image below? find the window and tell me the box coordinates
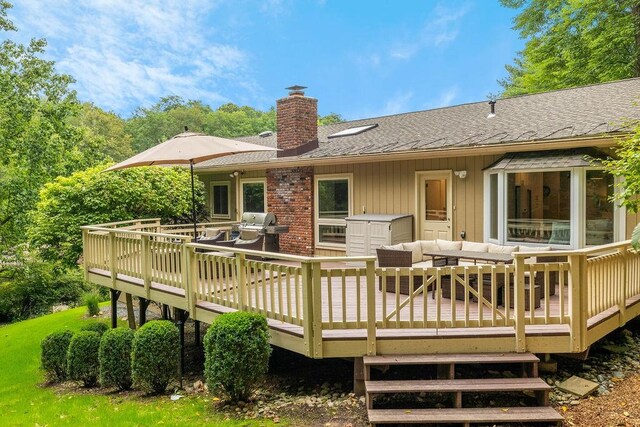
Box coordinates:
[506,171,571,245]
[586,170,614,245]
[241,180,266,213]
[315,175,352,247]
[489,174,498,240]
[211,181,230,218]
[485,165,621,248]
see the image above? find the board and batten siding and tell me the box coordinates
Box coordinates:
[314,155,501,256]
[197,156,640,257]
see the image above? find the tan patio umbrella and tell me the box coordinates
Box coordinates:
[105,129,277,238]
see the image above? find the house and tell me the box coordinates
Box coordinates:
[195,79,640,256]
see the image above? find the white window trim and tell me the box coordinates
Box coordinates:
[210,181,231,219]
[239,178,267,215]
[314,173,353,250]
[483,166,623,249]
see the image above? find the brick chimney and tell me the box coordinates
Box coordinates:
[266,86,316,256]
[275,85,319,157]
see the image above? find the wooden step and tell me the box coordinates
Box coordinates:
[368,407,563,425]
[365,377,551,394]
[363,352,539,366]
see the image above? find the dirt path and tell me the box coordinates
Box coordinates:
[561,374,640,427]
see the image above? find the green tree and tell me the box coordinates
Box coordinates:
[125,97,213,152]
[602,127,640,248]
[318,112,344,126]
[500,0,640,96]
[70,103,134,162]
[28,164,206,268]
[0,2,86,249]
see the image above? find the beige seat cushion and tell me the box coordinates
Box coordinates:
[402,241,424,264]
[381,243,404,251]
[418,240,438,261]
[461,241,489,252]
[488,243,518,254]
[436,239,463,251]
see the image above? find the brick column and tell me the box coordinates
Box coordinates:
[267,167,314,256]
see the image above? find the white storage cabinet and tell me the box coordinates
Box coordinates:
[345,214,413,257]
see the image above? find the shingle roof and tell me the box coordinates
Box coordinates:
[484,148,609,170]
[196,78,640,170]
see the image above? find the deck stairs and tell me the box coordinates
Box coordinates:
[364,352,563,426]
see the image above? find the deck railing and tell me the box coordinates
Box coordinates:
[82,221,640,357]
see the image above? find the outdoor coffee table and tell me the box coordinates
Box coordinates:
[423,250,512,301]
[422,250,514,266]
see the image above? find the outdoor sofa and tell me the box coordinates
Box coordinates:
[376,239,562,308]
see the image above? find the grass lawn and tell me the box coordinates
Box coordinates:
[0,305,282,426]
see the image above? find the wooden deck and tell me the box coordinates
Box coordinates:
[82,220,640,359]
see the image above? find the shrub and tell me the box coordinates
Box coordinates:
[99,327,135,390]
[67,331,101,387]
[80,321,109,336]
[0,253,86,322]
[204,312,271,401]
[41,329,75,381]
[84,293,101,316]
[131,320,179,394]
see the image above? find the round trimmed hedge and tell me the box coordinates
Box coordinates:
[41,329,75,382]
[99,327,134,390]
[80,321,109,336]
[67,331,101,387]
[204,311,271,401]
[131,320,179,394]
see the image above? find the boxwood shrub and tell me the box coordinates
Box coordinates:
[99,327,135,390]
[131,320,179,394]
[41,329,75,381]
[204,312,271,401]
[80,321,109,336]
[67,331,101,387]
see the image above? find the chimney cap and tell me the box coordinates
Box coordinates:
[286,85,307,96]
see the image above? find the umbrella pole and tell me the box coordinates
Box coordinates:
[190,161,198,240]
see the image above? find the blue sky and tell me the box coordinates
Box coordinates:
[6,1,523,120]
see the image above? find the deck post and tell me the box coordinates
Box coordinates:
[353,357,366,396]
[188,246,198,315]
[301,261,315,357]
[194,320,201,346]
[141,235,151,299]
[365,259,377,355]
[125,293,136,330]
[138,297,150,326]
[514,255,526,352]
[109,231,117,289]
[568,253,586,352]
[182,245,193,314]
[109,289,121,329]
[619,246,629,326]
[236,252,247,311]
[81,229,89,281]
[312,261,324,358]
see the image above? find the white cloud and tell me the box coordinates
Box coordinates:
[8,0,256,114]
[352,2,471,69]
[352,91,414,119]
[424,86,459,109]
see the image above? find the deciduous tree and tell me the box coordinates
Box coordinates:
[500,0,640,96]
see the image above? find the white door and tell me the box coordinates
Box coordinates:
[418,172,453,240]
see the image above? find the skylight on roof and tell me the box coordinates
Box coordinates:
[327,124,378,138]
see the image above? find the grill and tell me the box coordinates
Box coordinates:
[233,212,289,252]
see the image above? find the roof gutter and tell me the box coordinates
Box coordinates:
[195,134,625,173]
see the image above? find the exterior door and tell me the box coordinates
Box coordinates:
[418,171,453,240]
